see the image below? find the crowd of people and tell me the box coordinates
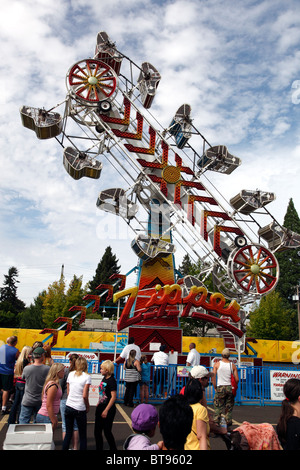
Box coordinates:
[1,335,300,450]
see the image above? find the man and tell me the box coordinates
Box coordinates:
[151,345,169,396]
[19,347,50,424]
[116,337,141,364]
[190,365,212,406]
[180,365,212,406]
[0,336,19,414]
[186,342,200,367]
[212,348,239,427]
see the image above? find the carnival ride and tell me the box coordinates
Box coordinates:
[20,31,300,355]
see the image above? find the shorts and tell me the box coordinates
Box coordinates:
[0,373,14,391]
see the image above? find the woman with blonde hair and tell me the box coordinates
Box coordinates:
[60,354,79,450]
[63,356,91,450]
[36,362,65,430]
[94,360,117,450]
[8,346,32,424]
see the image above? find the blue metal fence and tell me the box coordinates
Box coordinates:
[54,360,300,406]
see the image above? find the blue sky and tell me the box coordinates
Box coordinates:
[0,0,300,306]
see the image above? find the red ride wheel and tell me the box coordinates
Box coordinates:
[229,244,279,295]
[67,59,117,103]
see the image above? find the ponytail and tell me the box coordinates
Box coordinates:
[277,378,300,446]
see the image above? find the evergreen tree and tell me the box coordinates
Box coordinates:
[88,246,121,293]
[0,267,25,327]
[178,253,194,276]
[276,198,300,304]
[177,253,216,336]
[87,246,122,316]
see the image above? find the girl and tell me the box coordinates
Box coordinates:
[124,349,141,407]
[140,355,150,404]
[60,354,79,450]
[184,378,210,450]
[277,378,300,450]
[94,360,117,450]
[62,356,91,450]
[8,346,32,424]
[36,363,65,430]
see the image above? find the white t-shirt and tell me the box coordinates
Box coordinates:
[66,371,91,411]
[186,348,200,367]
[120,344,141,361]
[151,351,169,366]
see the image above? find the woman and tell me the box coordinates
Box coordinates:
[184,378,210,450]
[36,363,65,430]
[62,356,91,451]
[124,349,141,407]
[8,346,32,424]
[277,378,300,450]
[60,354,79,450]
[94,360,117,450]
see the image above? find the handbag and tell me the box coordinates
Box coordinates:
[231,363,238,397]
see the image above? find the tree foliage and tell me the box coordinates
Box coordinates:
[87,246,122,316]
[247,290,297,340]
[276,198,300,304]
[177,254,216,336]
[0,267,25,327]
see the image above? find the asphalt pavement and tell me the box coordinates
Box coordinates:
[0,402,283,452]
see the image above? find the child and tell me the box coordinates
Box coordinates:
[94,360,117,451]
[123,404,163,450]
[140,355,150,404]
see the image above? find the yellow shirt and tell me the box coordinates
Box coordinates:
[184,403,210,450]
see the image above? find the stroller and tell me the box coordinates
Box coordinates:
[227,421,282,450]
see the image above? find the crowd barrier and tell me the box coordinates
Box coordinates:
[54,360,300,406]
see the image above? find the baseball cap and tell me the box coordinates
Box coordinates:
[32,347,45,357]
[131,404,158,431]
[190,365,210,379]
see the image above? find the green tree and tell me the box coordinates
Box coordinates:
[178,253,194,276]
[247,290,297,340]
[276,198,300,304]
[177,254,216,336]
[42,276,66,328]
[0,267,25,327]
[62,275,86,316]
[19,291,46,329]
[87,246,122,317]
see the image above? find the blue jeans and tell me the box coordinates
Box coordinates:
[60,399,78,432]
[19,403,41,424]
[36,414,52,424]
[8,382,25,424]
[62,405,87,450]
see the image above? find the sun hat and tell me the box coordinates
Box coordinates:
[32,347,45,357]
[190,365,210,379]
[131,404,158,431]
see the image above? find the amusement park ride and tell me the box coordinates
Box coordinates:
[20,32,300,358]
